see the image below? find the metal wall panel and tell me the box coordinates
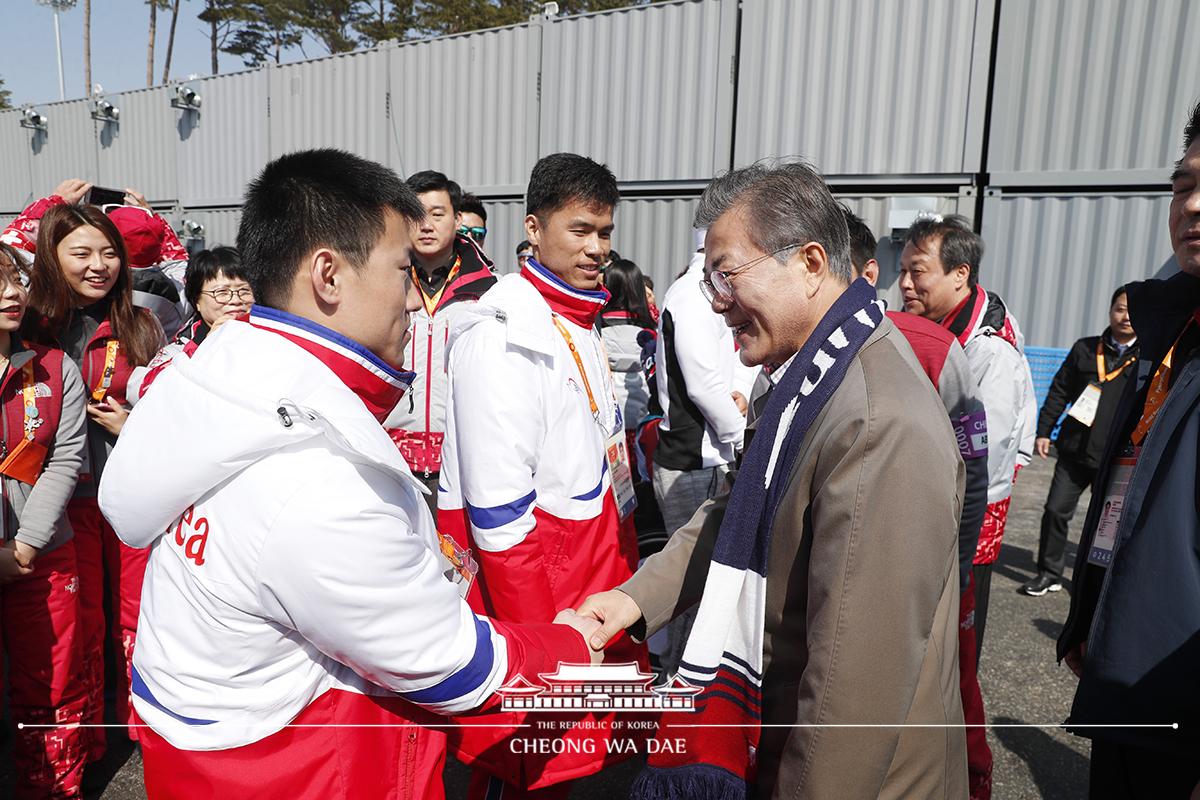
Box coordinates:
[477,198,527,274]
[173,207,243,250]
[389,27,541,192]
[608,197,701,291]
[540,0,737,183]
[29,100,98,194]
[177,70,269,207]
[734,0,991,176]
[99,87,178,204]
[0,111,33,211]
[981,192,1174,348]
[269,50,390,165]
[988,0,1200,183]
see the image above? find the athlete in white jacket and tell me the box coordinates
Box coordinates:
[97,150,596,799]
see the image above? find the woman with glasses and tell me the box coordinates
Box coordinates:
[129,247,253,403]
[20,202,165,761]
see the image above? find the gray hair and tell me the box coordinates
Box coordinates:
[693,161,852,282]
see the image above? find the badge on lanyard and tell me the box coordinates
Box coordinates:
[437,531,478,599]
[1067,383,1103,427]
[1087,449,1137,567]
[606,432,638,520]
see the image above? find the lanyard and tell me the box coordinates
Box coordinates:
[1130,315,1196,446]
[551,314,600,419]
[19,363,39,441]
[414,256,461,318]
[1095,341,1135,384]
[90,340,120,403]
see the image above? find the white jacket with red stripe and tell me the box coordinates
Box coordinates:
[97,306,587,751]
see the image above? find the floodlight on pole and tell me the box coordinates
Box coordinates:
[35,0,77,101]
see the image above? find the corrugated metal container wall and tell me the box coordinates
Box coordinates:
[981,192,1174,348]
[268,50,390,165]
[177,70,269,207]
[29,100,97,193]
[734,0,992,176]
[98,87,178,204]
[608,197,700,292]
[0,111,33,211]
[987,0,1200,185]
[477,198,526,274]
[539,0,737,183]
[389,27,541,192]
[172,207,243,250]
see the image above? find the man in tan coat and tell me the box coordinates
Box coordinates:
[580,162,968,799]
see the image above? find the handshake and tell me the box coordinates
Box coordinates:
[552,590,644,663]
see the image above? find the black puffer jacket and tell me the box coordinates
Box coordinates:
[1036,329,1138,471]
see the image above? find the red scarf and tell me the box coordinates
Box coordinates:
[519,258,609,328]
[248,306,413,422]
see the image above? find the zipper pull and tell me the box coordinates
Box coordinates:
[277,406,293,428]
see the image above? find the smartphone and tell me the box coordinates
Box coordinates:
[86,186,126,207]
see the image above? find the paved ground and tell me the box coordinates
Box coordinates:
[2,455,1094,798]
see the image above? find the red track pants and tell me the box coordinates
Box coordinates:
[0,540,88,798]
[960,573,993,800]
[69,496,148,757]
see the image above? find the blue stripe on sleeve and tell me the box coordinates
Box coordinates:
[400,616,495,705]
[466,490,537,530]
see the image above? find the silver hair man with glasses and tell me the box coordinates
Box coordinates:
[580,161,968,799]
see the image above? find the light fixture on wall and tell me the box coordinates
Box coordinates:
[171,84,202,113]
[91,98,119,123]
[179,219,205,240]
[18,106,48,132]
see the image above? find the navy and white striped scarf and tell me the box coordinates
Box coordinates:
[632,278,885,799]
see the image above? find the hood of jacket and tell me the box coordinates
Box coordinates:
[99,318,424,548]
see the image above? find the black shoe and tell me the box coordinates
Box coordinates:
[1020,574,1063,596]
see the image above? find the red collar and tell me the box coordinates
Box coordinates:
[519,258,609,329]
[248,306,413,423]
[939,286,986,348]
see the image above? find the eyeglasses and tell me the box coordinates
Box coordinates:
[458,225,487,242]
[200,287,254,304]
[699,243,801,303]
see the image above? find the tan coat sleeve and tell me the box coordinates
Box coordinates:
[773,368,963,799]
[618,488,728,639]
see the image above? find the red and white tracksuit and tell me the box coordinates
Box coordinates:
[0,343,90,798]
[384,234,496,485]
[438,260,647,797]
[97,306,592,798]
[29,310,155,755]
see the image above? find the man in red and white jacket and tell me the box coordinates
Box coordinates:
[438,153,646,799]
[97,150,599,799]
[384,171,495,517]
[899,213,1037,660]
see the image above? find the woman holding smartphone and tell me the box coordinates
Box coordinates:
[23,203,163,759]
[0,240,90,797]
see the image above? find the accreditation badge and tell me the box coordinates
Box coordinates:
[1087,450,1137,567]
[1066,382,1103,427]
[606,431,638,521]
[437,531,478,599]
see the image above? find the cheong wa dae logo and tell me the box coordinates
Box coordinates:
[497,662,700,712]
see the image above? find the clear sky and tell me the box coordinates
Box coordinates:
[1,1,311,107]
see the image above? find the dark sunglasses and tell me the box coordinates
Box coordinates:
[458,225,487,242]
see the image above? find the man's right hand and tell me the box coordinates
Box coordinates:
[1064,641,1087,678]
[553,608,604,664]
[576,590,643,652]
[52,179,92,205]
[1035,437,1051,459]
